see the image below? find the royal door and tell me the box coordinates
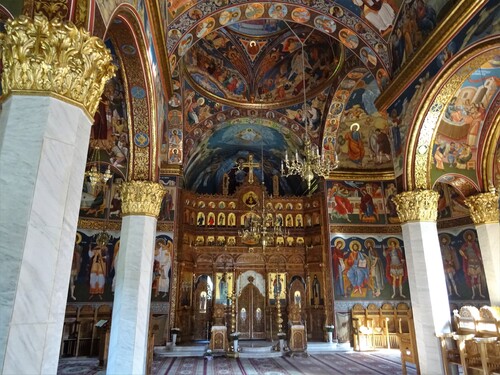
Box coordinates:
[237,275,266,339]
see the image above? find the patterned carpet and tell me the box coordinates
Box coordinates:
[58,351,417,374]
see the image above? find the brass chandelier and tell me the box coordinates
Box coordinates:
[280,29,338,190]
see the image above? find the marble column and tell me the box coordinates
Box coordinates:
[393,190,452,375]
[0,16,114,375]
[107,181,165,375]
[465,189,500,305]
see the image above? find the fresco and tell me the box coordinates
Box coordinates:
[431,57,500,185]
[390,0,452,74]
[68,231,174,302]
[159,176,177,221]
[331,235,409,300]
[184,27,340,106]
[167,2,390,77]
[336,73,395,169]
[327,180,399,225]
[96,0,133,26]
[183,119,304,195]
[433,182,472,220]
[387,0,500,178]
[438,227,489,301]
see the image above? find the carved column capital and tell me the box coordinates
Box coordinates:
[464,191,499,224]
[393,190,439,223]
[121,181,165,218]
[0,15,115,116]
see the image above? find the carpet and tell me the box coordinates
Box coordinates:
[58,351,417,375]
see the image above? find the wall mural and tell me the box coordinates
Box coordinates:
[434,182,471,220]
[438,227,489,301]
[68,231,173,303]
[390,0,452,74]
[331,235,409,300]
[387,0,500,179]
[431,58,500,185]
[327,180,399,224]
[336,73,397,170]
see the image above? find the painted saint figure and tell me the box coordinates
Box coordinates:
[346,241,369,295]
[384,239,406,298]
[459,231,485,299]
[332,239,346,297]
[439,235,460,297]
[89,243,107,299]
[366,239,384,297]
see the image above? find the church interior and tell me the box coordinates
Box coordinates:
[0,0,499,374]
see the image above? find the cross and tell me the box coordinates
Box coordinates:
[239,154,260,184]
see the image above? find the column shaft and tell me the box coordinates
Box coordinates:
[0,96,91,374]
[476,223,500,305]
[402,222,451,375]
[106,215,157,374]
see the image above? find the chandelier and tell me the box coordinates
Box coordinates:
[85,146,112,189]
[280,29,338,190]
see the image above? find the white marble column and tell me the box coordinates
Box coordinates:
[394,190,452,375]
[0,15,114,375]
[107,181,165,375]
[465,190,500,305]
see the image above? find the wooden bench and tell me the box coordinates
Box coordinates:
[438,305,500,375]
[351,303,411,351]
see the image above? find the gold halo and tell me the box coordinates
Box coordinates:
[350,123,360,131]
[333,238,345,248]
[387,237,400,247]
[75,232,82,244]
[364,238,375,248]
[463,230,476,241]
[349,240,362,252]
[439,234,451,244]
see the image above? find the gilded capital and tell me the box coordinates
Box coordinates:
[464,191,499,224]
[392,190,439,223]
[121,181,166,218]
[0,15,115,116]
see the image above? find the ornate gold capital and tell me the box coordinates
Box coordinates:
[0,15,115,116]
[393,190,439,223]
[121,181,166,218]
[464,191,499,224]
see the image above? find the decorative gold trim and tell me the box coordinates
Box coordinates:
[464,191,499,224]
[121,180,165,217]
[481,108,500,190]
[161,164,183,175]
[408,39,500,189]
[374,0,488,111]
[78,218,121,230]
[329,225,402,234]
[392,190,438,223]
[327,169,395,181]
[147,0,173,97]
[0,15,115,116]
[180,45,344,110]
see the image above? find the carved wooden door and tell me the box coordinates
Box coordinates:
[238,283,265,339]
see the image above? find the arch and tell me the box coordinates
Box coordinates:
[104,5,158,180]
[405,36,500,191]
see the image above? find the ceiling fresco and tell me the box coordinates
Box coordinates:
[88,0,499,196]
[183,24,342,107]
[183,119,307,195]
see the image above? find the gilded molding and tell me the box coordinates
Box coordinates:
[0,15,115,116]
[329,225,401,234]
[328,169,395,181]
[374,0,488,111]
[393,190,439,223]
[464,191,500,224]
[121,180,166,217]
